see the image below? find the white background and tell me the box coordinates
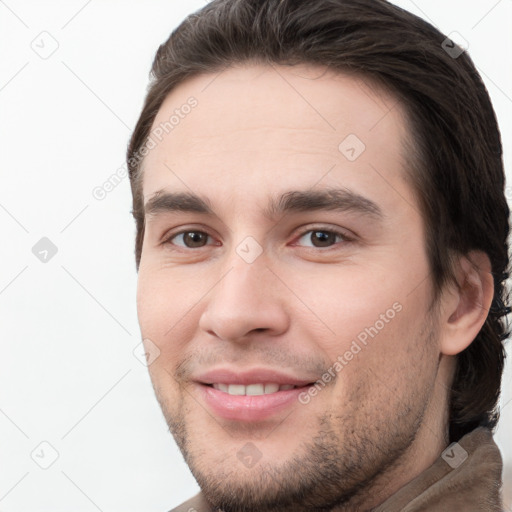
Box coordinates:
[0,1,511,511]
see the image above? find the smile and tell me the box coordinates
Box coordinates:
[210,383,297,395]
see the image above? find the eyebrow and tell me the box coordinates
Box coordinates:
[264,188,383,220]
[144,188,383,220]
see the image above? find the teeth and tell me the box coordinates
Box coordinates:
[211,383,296,395]
[264,383,279,394]
[216,383,229,393]
[246,384,264,396]
[228,384,245,396]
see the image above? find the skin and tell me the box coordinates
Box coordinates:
[136,63,493,511]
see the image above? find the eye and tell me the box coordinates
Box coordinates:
[162,227,351,251]
[295,228,351,248]
[164,230,215,249]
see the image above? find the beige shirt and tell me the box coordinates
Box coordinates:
[169,426,504,512]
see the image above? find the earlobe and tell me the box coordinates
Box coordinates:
[440,251,494,356]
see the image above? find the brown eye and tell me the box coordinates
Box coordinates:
[167,231,211,248]
[296,229,348,248]
[311,231,337,247]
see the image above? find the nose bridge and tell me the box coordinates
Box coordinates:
[216,243,272,310]
[199,242,289,341]
[214,225,271,297]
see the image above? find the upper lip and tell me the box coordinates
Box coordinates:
[194,368,316,387]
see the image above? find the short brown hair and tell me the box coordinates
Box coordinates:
[127,0,510,442]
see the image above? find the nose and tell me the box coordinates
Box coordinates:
[198,251,290,343]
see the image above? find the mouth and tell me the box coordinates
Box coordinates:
[205,382,310,396]
[196,376,315,424]
[194,370,317,422]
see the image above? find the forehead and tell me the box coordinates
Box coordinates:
[141,63,413,211]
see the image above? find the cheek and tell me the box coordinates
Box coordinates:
[136,266,203,362]
[279,266,405,351]
[280,253,433,372]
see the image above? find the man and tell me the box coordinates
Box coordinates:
[126,0,509,510]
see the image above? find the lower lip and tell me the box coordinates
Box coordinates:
[198,384,311,421]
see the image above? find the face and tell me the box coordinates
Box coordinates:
[136,64,447,511]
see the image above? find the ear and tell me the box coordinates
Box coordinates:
[439,251,494,356]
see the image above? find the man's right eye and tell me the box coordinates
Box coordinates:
[163,230,215,249]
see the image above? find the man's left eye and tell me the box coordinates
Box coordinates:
[295,229,349,248]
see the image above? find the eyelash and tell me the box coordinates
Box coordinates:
[162,226,353,250]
